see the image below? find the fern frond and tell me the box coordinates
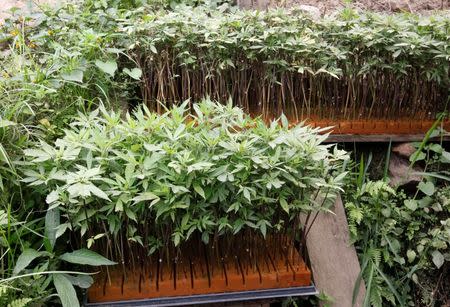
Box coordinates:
[369,284,383,307]
[349,206,363,224]
[348,224,358,238]
[369,248,382,267]
[365,181,395,198]
[380,286,396,305]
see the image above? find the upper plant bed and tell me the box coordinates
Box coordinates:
[1,3,449,134]
[124,6,449,130]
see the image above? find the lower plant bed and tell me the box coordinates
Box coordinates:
[87,235,312,303]
[304,119,450,135]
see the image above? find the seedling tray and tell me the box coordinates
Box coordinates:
[87,236,312,304]
[306,119,450,135]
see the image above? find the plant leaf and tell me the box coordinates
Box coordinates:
[193,183,206,199]
[64,274,94,289]
[406,250,416,263]
[53,273,80,307]
[375,265,405,306]
[418,181,435,196]
[46,190,59,204]
[45,207,60,250]
[95,60,117,77]
[88,184,110,201]
[404,199,417,211]
[13,248,43,276]
[61,70,83,83]
[123,68,142,80]
[132,192,160,205]
[59,249,117,266]
[0,119,16,128]
[280,197,289,214]
[431,250,444,268]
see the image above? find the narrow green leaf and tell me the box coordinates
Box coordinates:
[125,208,137,222]
[13,248,43,276]
[53,274,80,307]
[46,190,59,204]
[0,119,16,128]
[362,262,374,307]
[280,197,289,214]
[259,222,267,238]
[45,207,60,250]
[88,184,110,201]
[375,265,405,306]
[193,183,206,199]
[59,249,116,266]
[132,192,159,205]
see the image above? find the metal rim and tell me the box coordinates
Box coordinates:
[85,284,318,306]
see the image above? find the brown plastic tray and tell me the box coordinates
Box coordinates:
[307,119,450,135]
[88,239,311,303]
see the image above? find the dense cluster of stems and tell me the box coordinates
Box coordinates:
[123,7,450,121]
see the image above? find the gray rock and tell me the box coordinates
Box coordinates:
[237,0,270,10]
[389,153,422,187]
[296,5,321,19]
[392,142,416,159]
[389,0,412,12]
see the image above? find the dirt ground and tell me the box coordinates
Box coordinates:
[282,0,449,13]
[0,1,41,14]
[0,0,59,20]
[0,0,449,20]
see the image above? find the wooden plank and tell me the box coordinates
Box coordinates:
[301,195,365,307]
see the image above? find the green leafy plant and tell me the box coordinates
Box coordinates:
[345,126,450,306]
[1,2,448,306]
[1,3,448,124]
[124,6,449,121]
[21,99,348,266]
[1,103,116,306]
[2,248,115,307]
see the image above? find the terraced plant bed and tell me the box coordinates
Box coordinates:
[0,2,449,306]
